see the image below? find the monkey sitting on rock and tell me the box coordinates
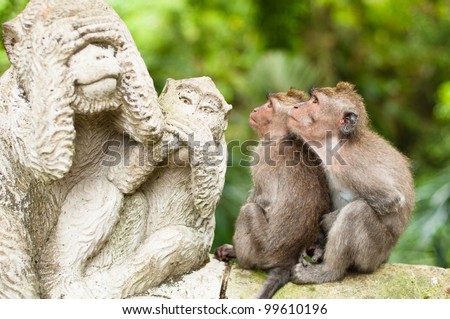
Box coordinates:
[215,90,330,298]
[287,82,415,284]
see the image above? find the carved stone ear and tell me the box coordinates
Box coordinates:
[340,111,358,135]
[2,18,22,66]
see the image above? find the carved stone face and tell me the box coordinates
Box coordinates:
[159,77,232,141]
[69,44,122,114]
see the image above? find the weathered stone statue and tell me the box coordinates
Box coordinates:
[0,0,230,298]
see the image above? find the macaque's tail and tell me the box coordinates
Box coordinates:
[257,267,290,299]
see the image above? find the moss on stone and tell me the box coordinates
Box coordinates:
[226,263,450,299]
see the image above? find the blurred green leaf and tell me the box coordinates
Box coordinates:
[434,82,450,121]
[246,51,319,96]
[391,167,450,267]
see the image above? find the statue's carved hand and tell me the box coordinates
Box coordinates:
[166,118,214,146]
[37,20,84,63]
[74,16,127,50]
[166,117,222,218]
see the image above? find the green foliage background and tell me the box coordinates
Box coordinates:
[0,0,448,267]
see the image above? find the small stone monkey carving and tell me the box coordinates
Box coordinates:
[288,82,415,284]
[216,90,330,298]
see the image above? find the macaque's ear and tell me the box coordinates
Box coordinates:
[265,93,279,110]
[270,96,282,112]
[2,18,22,66]
[339,111,358,135]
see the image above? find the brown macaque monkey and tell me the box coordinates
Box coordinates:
[215,90,330,298]
[287,82,415,284]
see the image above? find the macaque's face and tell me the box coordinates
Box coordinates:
[288,84,365,142]
[250,92,305,138]
[69,43,122,114]
[288,92,327,142]
[288,90,348,142]
[249,98,277,137]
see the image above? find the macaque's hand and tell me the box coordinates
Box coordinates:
[214,244,236,263]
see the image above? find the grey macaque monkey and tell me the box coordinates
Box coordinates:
[287,82,415,284]
[216,90,330,298]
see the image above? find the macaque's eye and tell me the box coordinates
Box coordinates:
[179,96,192,105]
[267,101,273,108]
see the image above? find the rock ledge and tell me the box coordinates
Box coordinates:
[142,257,450,299]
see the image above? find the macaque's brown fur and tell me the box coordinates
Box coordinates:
[215,90,330,298]
[288,82,415,284]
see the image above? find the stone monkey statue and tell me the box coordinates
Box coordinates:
[0,0,231,299]
[287,82,415,284]
[216,90,330,298]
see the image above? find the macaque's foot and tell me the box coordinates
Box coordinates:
[310,246,324,264]
[306,244,324,264]
[214,244,236,262]
[299,249,311,267]
[291,263,318,284]
[299,244,324,267]
[291,263,343,285]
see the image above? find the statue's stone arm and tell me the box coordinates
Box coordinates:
[2,18,81,180]
[107,130,180,194]
[111,18,164,144]
[189,137,226,219]
[165,117,225,219]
